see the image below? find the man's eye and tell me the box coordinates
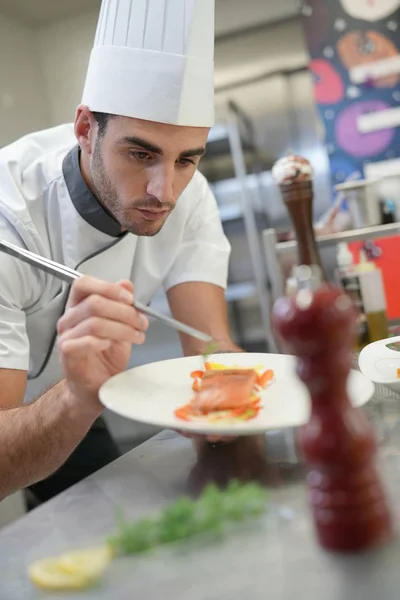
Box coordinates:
[131,151,151,161]
[177,158,195,167]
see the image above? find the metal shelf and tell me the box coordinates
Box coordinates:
[206,102,257,155]
[275,223,400,255]
[174,100,274,352]
[263,222,400,354]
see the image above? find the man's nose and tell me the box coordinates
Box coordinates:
[146,166,175,204]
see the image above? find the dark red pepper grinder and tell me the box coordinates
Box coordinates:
[272,265,393,552]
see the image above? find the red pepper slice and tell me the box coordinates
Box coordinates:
[257,370,274,388]
[174,405,193,421]
[192,380,201,392]
[190,370,204,379]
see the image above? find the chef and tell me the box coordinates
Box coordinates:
[0,0,241,505]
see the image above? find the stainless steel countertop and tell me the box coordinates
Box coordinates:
[1,388,400,600]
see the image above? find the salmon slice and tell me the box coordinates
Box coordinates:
[191,369,257,413]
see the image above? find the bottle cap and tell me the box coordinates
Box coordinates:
[336,242,353,267]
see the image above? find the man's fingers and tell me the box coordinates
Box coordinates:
[118,280,134,292]
[58,335,112,357]
[67,276,134,309]
[58,317,146,346]
[58,294,148,335]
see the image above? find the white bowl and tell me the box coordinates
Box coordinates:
[359,336,400,394]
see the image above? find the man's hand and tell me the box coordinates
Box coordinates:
[57,277,149,405]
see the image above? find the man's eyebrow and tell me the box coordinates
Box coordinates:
[179,147,206,159]
[119,136,205,159]
[120,136,163,154]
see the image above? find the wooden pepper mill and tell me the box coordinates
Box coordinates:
[272,266,393,552]
[272,153,325,276]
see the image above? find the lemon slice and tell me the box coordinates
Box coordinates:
[207,362,265,374]
[206,362,228,370]
[28,545,113,591]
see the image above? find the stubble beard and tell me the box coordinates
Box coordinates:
[91,140,169,237]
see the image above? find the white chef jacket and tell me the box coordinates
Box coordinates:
[0,123,230,402]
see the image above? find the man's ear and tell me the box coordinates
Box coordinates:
[74,105,97,155]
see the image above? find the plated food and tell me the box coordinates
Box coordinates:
[175,362,275,424]
[99,352,374,435]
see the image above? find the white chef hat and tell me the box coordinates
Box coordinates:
[81,0,215,128]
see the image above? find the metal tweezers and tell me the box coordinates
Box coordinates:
[0,239,212,343]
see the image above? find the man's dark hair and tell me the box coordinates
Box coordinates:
[92,112,112,137]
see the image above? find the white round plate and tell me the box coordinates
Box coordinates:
[99,353,375,436]
[359,336,400,394]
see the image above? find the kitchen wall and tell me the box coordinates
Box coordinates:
[216,0,298,37]
[213,18,332,220]
[36,11,96,126]
[0,13,48,146]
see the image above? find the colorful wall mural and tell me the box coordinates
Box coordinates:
[301,0,400,193]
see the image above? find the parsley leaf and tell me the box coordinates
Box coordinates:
[108,481,268,556]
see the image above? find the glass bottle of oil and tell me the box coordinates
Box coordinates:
[354,252,389,343]
[358,268,389,342]
[335,243,370,352]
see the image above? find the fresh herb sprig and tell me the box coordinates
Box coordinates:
[108,481,268,556]
[202,341,220,366]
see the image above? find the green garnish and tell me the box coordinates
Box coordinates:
[108,481,268,556]
[202,341,220,365]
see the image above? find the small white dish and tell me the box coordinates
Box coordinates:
[99,353,375,437]
[359,336,400,394]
